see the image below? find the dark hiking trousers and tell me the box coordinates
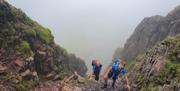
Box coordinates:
[94,71,100,81]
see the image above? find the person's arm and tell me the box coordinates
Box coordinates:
[125,75,129,85]
[125,74,131,90]
[89,65,95,79]
[100,64,102,71]
[92,65,95,76]
[103,66,112,78]
[121,69,131,90]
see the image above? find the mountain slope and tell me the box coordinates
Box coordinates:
[129,35,180,91]
[0,0,87,90]
[111,5,180,91]
[115,5,180,63]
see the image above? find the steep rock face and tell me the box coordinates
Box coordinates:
[129,35,180,91]
[116,5,180,62]
[0,0,87,90]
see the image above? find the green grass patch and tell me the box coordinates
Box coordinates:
[163,36,175,46]
[11,7,35,25]
[24,29,36,36]
[17,80,38,91]
[21,41,30,53]
[15,41,31,54]
[35,24,53,44]
[12,8,54,44]
[14,23,36,36]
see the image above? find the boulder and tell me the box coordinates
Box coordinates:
[162,84,173,91]
[45,72,56,80]
[26,56,34,62]
[14,59,24,67]
[53,74,61,81]
[0,64,7,74]
[63,86,82,91]
[77,76,86,84]
[21,69,31,77]
[155,86,163,91]
[38,51,46,55]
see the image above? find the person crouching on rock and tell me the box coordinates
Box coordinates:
[101,58,130,90]
[91,59,102,81]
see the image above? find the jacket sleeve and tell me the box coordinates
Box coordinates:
[92,64,96,72]
[100,64,102,71]
[121,68,127,75]
[112,63,115,71]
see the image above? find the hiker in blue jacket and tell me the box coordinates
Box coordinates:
[91,59,102,81]
[102,58,130,90]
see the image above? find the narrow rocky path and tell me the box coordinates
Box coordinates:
[33,69,130,91]
[58,65,131,91]
[62,74,129,91]
[83,80,129,91]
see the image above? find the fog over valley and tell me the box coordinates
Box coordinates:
[7,0,180,71]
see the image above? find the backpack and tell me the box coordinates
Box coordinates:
[112,59,121,71]
[92,63,102,73]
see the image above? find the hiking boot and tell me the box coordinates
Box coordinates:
[112,84,115,89]
[112,81,115,89]
[101,84,107,89]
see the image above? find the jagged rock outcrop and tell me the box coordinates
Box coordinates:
[115,5,180,62]
[129,35,180,91]
[111,4,180,91]
[0,0,87,90]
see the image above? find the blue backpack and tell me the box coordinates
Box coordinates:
[112,59,121,71]
[92,64,102,73]
[111,59,127,79]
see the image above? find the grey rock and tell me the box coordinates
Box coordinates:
[114,5,180,63]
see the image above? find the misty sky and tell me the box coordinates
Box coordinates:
[7,0,180,71]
